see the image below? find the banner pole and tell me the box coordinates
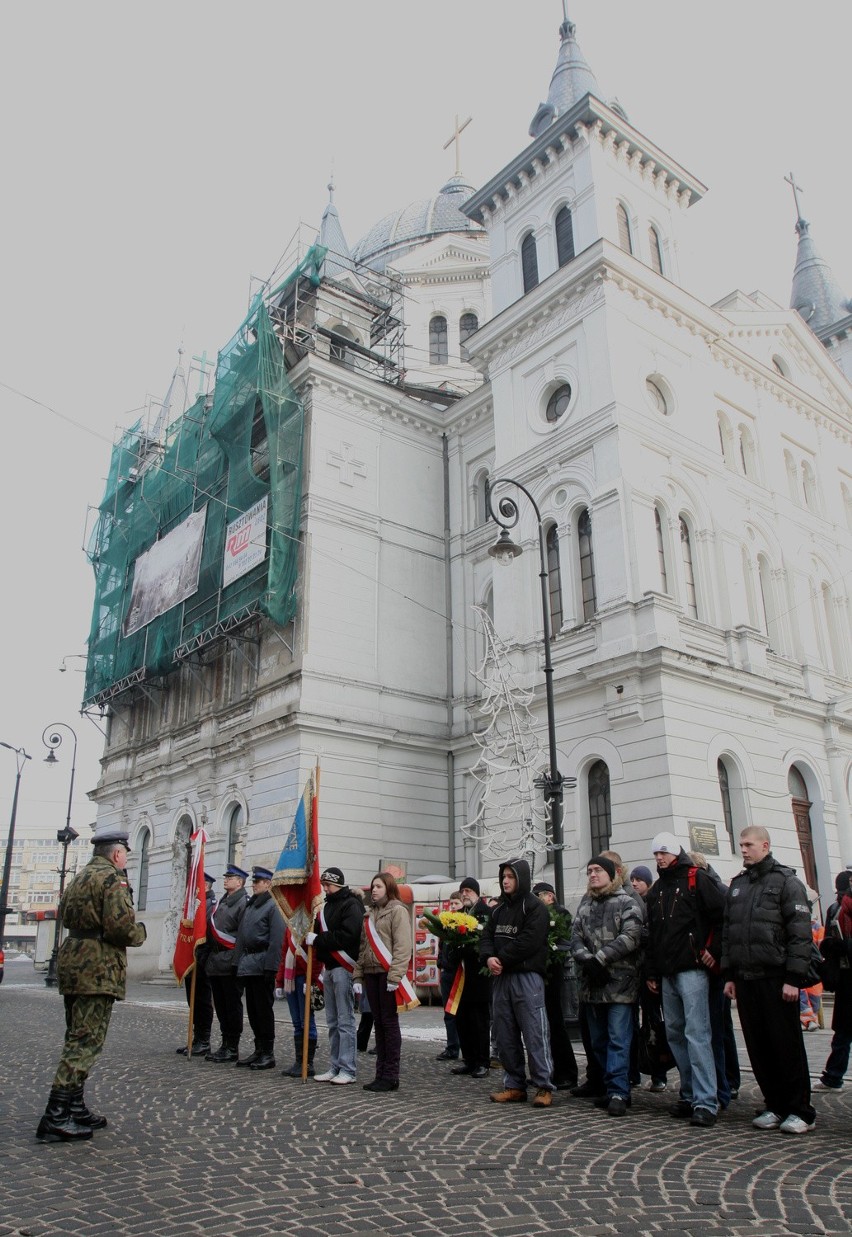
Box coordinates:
[301,945,314,1081]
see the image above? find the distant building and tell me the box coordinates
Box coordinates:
[82,17,852,975]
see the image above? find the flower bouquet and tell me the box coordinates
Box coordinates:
[545,906,573,976]
[419,909,483,947]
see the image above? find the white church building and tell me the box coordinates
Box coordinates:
[84,15,852,974]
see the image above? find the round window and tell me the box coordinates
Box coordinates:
[545,384,572,423]
[646,377,669,415]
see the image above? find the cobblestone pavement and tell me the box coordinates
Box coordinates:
[1,971,850,1237]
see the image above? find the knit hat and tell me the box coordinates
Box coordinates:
[630,865,654,886]
[651,832,682,856]
[320,867,345,886]
[836,870,852,895]
[459,876,480,895]
[533,881,555,895]
[588,855,616,880]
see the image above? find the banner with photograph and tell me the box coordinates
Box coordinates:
[123,506,207,637]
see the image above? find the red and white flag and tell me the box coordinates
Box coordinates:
[172,828,208,984]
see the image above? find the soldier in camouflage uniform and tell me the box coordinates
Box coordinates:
[36,828,146,1143]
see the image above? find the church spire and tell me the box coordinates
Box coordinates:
[318,176,356,281]
[529,4,602,138]
[786,173,849,334]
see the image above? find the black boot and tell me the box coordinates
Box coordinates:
[190,1039,211,1057]
[206,1039,239,1063]
[357,1013,374,1052]
[306,1038,317,1077]
[249,1042,276,1071]
[283,1034,303,1077]
[235,1042,262,1068]
[68,1085,107,1130]
[36,1088,94,1143]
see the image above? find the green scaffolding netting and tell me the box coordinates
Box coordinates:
[84,248,324,704]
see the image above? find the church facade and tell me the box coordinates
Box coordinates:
[86,17,852,974]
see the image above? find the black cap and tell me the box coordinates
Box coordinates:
[533,881,555,896]
[204,872,216,885]
[320,867,345,886]
[459,877,480,895]
[588,855,616,880]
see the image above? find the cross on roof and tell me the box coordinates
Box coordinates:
[784,171,805,223]
[191,349,215,395]
[443,114,472,178]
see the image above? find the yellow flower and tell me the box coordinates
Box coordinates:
[437,911,480,934]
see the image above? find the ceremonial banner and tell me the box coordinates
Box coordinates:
[173,828,208,984]
[271,770,322,945]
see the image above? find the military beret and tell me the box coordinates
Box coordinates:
[91,828,131,852]
[251,866,274,881]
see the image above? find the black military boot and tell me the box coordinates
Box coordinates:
[306,1038,317,1077]
[249,1042,276,1071]
[206,1039,239,1063]
[282,1034,303,1077]
[68,1085,108,1130]
[356,1014,374,1052]
[36,1088,94,1143]
[236,1041,262,1067]
[190,1038,211,1057]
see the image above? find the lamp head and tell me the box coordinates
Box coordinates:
[488,528,522,566]
[44,749,58,766]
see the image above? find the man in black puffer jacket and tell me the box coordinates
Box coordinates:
[721,826,815,1134]
[480,859,553,1107]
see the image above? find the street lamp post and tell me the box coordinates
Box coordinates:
[42,724,79,987]
[0,743,32,950]
[485,477,574,908]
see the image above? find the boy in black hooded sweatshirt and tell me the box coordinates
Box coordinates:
[480,858,554,1107]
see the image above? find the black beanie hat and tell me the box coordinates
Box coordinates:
[459,877,480,895]
[836,870,852,895]
[588,855,616,881]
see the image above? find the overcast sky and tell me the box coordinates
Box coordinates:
[1,0,850,839]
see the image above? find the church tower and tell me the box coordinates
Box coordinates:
[787,177,852,382]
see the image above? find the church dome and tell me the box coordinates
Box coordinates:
[352,175,485,272]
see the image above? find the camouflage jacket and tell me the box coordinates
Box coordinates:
[57,855,147,999]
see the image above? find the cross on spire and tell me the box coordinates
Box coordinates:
[191,349,215,395]
[784,171,805,223]
[443,114,472,178]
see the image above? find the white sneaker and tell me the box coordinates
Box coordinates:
[329,1073,356,1085]
[752,1110,781,1130]
[813,1079,843,1091]
[779,1114,815,1135]
[314,1069,338,1082]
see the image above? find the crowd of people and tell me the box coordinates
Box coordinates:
[35,824,851,1145]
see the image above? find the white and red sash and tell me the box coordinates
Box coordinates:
[319,907,356,972]
[364,915,420,1012]
[209,899,237,950]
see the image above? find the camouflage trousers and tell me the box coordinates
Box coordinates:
[53,994,115,1088]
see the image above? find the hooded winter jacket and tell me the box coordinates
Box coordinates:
[721,853,812,986]
[645,851,726,978]
[312,886,364,971]
[479,859,550,975]
[570,873,643,1004]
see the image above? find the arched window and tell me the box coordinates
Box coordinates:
[429,315,448,365]
[616,204,633,254]
[717,759,736,854]
[842,482,852,532]
[784,451,799,502]
[802,461,818,512]
[329,324,357,369]
[521,232,539,293]
[679,517,699,619]
[546,524,563,633]
[648,225,664,274]
[822,582,845,676]
[646,378,669,415]
[555,205,575,268]
[137,827,151,912]
[718,412,734,466]
[226,803,243,866]
[739,426,756,478]
[655,507,669,594]
[578,507,597,621]
[482,585,494,626]
[472,469,489,527]
[588,760,612,855]
[757,555,777,650]
[459,312,478,361]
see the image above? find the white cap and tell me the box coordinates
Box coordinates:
[651,832,681,856]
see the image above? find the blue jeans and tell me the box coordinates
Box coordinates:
[323,966,356,1078]
[584,1002,633,1100]
[286,975,317,1041]
[662,969,717,1113]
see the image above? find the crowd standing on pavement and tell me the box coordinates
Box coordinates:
[35,821,850,1144]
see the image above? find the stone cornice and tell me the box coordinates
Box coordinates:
[464,95,706,225]
[294,355,448,436]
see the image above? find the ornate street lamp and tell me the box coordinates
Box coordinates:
[42,724,79,987]
[486,477,573,907]
[0,743,31,949]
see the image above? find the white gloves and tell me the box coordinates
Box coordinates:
[353,982,363,995]
[305,931,317,946]
[274,988,284,1000]
[386,982,398,992]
